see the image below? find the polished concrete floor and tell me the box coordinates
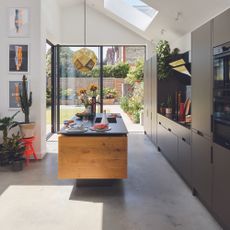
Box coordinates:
[0,133,222,230]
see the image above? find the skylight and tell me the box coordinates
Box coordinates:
[104,0,158,31]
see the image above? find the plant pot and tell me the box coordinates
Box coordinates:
[159,107,166,115]
[165,107,172,118]
[19,123,36,138]
[103,98,115,105]
[12,159,24,171]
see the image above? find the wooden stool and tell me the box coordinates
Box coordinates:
[21,137,38,165]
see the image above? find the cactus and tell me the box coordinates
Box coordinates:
[19,75,32,123]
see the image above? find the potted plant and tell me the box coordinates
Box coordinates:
[7,133,25,171]
[165,95,173,118]
[0,112,19,166]
[103,87,117,105]
[19,75,35,138]
[159,102,166,115]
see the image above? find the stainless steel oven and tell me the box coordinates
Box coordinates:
[213,42,230,149]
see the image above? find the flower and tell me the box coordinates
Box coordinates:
[78,88,91,108]
[89,84,97,92]
[79,88,87,95]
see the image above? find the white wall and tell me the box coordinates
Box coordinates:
[44,0,61,44]
[171,32,191,53]
[0,0,46,158]
[60,3,154,58]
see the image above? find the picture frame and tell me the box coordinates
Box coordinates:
[8,7,30,37]
[9,80,29,109]
[9,44,29,73]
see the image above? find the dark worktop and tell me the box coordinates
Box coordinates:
[58,113,128,136]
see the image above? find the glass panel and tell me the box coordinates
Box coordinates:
[59,46,100,128]
[102,45,145,123]
[46,42,52,135]
[213,58,224,85]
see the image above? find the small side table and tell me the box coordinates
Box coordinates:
[21,137,38,165]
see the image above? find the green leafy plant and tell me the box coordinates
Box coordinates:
[156,40,180,80]
[0,112,20,166]
[120,82,144,123]
[110,62,130,78]
[103,87,117,99]
[6,133,25,162]
[19,75,32,123]
[167,95,172,108]
[0,112,19,146]
[125,59,144,85]
[120,96,130,112]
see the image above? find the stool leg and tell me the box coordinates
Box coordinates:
[30,145,38,160]
[25,150,29,166]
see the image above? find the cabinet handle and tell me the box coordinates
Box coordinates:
[210,146,213,164]
[159,121,161,125]
[168,128,171,132]
[211,115,213,133]
[197,130,203,137]
[182,137,186,142]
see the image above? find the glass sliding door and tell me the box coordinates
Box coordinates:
[58,46,101,129]
[46,40,56,137]
[54,44,146,130]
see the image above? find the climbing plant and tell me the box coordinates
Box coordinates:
[156,40,180,80]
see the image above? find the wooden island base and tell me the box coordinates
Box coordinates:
[58,135,127,179]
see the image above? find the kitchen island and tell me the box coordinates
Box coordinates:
[58,114,128,179]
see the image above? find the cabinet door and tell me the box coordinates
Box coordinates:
[167,130,178,169]
[158,122,178,168]
[144,59,151,136]
[192,131,212,208]
[151,55,157,145]
[213,8,230,47]
[191,21,212,137]
[213,144,230,229]
[178,138,192,186]
[157,122,167,154]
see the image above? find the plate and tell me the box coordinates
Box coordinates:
[65,127,88,133]
[90,126,111,132]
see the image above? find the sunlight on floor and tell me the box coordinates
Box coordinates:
[0,186,103,230]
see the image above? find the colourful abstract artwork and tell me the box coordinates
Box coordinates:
[9,44,28,72]
[8,8,29,37]
[9,80,29,109]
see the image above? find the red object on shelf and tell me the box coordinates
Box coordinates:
[21,137,38,165]
[179,103,185,121]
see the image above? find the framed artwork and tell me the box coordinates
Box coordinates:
[9,80,29,109]
[8,7,29,37]
[9,44,29,72]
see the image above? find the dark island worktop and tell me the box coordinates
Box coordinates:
[58,113,128,136]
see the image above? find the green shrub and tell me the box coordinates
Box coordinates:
[120,96,129,112]
[110,62,130,78]
[46,88,52,107]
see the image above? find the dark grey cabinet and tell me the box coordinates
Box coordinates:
[213,144,230,230]
[144,59,152,136]
[191,21,212,137]
[144,56,157,145]
[213,8,230,47]
[192,132,212,208]
[151,55,157,144]
[178,137,192,186]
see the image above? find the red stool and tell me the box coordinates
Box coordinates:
[21,137,38,165]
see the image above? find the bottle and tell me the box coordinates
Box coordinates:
[101,110,108,125]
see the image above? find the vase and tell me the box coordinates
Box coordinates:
[91,96,96,116]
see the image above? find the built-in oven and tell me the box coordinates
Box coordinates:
[213,42,230,149]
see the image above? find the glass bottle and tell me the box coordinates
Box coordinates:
[101,110,108,124]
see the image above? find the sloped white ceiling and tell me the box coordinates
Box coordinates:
[57,0,230,43]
